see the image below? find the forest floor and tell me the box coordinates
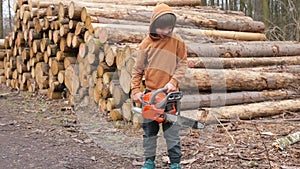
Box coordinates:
[0,84,300,169]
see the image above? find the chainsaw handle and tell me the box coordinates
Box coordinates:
[149,87,168,104]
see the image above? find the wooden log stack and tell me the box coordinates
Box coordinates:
[1,0,300,128]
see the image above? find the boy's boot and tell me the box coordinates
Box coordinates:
[141,159,155,169]
[170,163,181,169]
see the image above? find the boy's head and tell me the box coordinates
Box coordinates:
[150,3,176,38]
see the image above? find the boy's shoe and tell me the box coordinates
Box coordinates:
[170,163,181,169]
[141,159,155,169]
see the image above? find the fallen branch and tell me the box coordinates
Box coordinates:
[272,131,300,150]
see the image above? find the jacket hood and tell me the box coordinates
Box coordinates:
[149,3,176,39]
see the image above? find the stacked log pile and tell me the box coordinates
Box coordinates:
[2,0,300,127]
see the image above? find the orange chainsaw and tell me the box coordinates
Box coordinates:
[132,87,205,129]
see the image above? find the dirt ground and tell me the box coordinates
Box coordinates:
[0,84,300,169]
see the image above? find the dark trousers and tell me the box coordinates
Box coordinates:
[142,118,182,164]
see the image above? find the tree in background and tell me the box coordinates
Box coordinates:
[0,0,3,38]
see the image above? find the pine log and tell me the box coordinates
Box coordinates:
[106,98,115,111]
[52,30,61,44]
[102,72,114,85]
[124,55,136,74]
[187,56,300,69]
[59,24,70,37]
[72,35,83,48]
[97,62,115,77]
[58,70,65,83]
[75,22,85,36]
[90,24,266,44]
[104,43,117,66]
[47,89,63,99]
[119,66,131,94]
[46,44,58,57]
[98,98,107,114]
[65,64,80,95]
[180,90,299,110]
[241,65,300,74]
[180,69,300,91]
[122,99,133,122]
[101,85,111,99]
[199,98,300,124]
[81,3,264,32]
[108,108,122,121]
[87,38,102,55]
[51,59,64,75]
[132,113,142,129]
[188,41,300,58]
[0,50,6,60]
[16,56,27,73]
[0,76,6,84]
[112,84,127,107]
[66,32,74,47]
[64,57,77,69]
[79,43,88,58]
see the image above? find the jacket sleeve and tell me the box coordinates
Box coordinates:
[169,38,187,87]
[131,46,147,95]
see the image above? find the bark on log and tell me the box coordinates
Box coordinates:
[201,98,300,124]
[179,98,300,125]
[188,41,300,58]
[187,56,300,69]
[181,69,300,91]
[241,65,300,74]
[104,43,117,66]
[90,24,266,44]
[180,90,299,109]
[51,59,64,75]
[80,3,264,32]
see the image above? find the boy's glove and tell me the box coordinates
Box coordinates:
[165,82,177,93]
[133,92,143,104]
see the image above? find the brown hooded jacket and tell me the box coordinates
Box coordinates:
[130,3,188,95]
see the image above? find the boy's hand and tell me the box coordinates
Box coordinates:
[133,92,143,104]
[165,82,176,93]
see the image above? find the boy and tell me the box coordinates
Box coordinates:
[131,3,188,169]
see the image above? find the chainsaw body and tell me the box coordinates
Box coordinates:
[132,87,205,129]
[141,87,182,123]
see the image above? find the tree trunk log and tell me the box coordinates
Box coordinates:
[51,59,64,75]
[80,3,264,32]
[181,69,300,91]
[119,66,131,94]
[201,98,300,124]
[65,64,80,95]
[106,98,115,111]
[187,56,300,69]
[121,99,133,122]
[110,108,123,121]
[188,41,300,58]
[104,43,117,66]
[180,90,299,110]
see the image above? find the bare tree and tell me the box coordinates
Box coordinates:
[8,0,12,32]
[0,0,3,38]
